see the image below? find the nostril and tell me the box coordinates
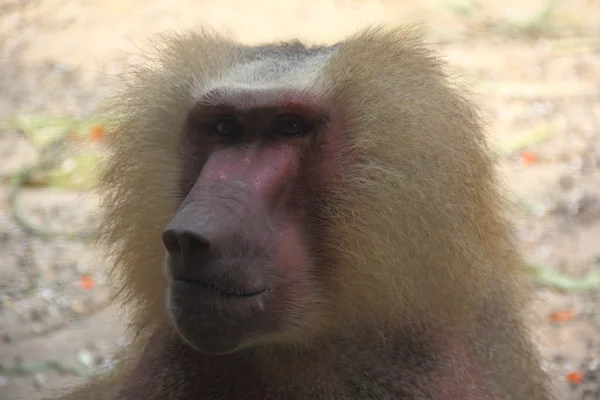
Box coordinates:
[162,230,182,257]
[183,232,211,256]
[162,229,211,259]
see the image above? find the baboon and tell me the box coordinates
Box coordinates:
[55,27,551,399]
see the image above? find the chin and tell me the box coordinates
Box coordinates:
[166,279,274,354]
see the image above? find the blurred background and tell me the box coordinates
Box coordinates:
[0,0,599,399]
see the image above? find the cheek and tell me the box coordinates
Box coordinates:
[270,222,318,309]
[273,223,308,271]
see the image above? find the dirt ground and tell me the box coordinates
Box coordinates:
[1,0,599,399]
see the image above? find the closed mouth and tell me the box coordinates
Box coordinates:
[173,277,268,297]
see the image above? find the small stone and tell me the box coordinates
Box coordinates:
[40,288,55,301]
[71,299,88,314]
[558,173,575,190]
[33,373,45,390]
[564,361,575,373]
[56,295,69,308]
[30,308,44,322]
[75,261,89,274]
[47,304,60,317]
[77,349,94,368]
[14,301,26,315]
[0,376,7,387]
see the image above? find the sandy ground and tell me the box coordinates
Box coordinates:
[1,0,600,399]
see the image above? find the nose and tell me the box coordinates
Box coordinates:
[161,202,223,267]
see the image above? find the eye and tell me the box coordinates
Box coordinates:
[213,117,243,139]
[273,115,311,137]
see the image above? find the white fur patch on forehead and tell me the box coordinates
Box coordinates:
[194,48,336,99]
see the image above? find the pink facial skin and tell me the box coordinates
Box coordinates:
[163,88,335,355]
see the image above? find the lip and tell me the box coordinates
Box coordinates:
[172,277,268,298]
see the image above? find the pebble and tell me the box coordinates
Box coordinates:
[40,288,55,301]
[71,299,88,314]
[77,349,94,368]
[47,304,60,317]
[33,373,45,390]
[30,308,43,322]
[75,261,89,274]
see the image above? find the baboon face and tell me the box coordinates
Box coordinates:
[162,86,341,355]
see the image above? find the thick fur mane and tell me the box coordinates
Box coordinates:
[47,25,552,400]
[73,27,544,400]
[99,27,528,337]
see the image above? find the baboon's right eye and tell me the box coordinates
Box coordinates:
[213,117,243,140]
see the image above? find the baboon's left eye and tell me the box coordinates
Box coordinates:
[273,115,311,137]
